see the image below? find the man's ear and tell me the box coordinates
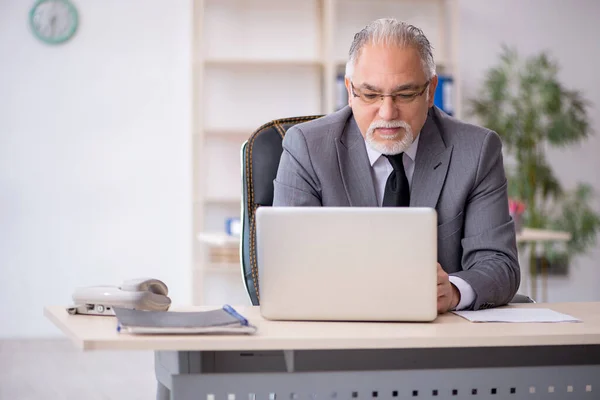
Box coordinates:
[344,77,353,108]
[428,75,438,108]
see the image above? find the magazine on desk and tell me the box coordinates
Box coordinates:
[113,305,257,335]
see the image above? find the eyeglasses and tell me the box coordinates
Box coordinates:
[350,80,431,106]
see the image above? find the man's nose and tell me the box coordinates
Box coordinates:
[378,96,399,121]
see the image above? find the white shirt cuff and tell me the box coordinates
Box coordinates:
[448,276,475,310]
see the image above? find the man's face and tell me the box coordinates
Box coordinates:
[345,44,437,155]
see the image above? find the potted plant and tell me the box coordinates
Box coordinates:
[467,46,600,297]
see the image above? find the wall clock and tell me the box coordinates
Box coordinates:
[29,0,78,45]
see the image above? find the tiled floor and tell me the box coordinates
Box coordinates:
[0,339,157,400]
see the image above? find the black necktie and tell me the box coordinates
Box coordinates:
[383,153,410,207]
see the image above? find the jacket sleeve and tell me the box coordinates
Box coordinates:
[451,130,521,309]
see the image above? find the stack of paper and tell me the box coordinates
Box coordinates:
[114,305,257,334]
[453,308,581,323]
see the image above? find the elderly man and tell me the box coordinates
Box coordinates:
[272,18,520,313]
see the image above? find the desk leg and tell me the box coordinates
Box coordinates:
[156,381,169,400]
[155,351,204,400]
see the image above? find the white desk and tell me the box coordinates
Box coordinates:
[45,302,600,400]
[516,228,572,302]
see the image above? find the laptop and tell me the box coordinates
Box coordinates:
[255,207,438,322]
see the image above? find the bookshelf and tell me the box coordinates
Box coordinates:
[192,0,460,305]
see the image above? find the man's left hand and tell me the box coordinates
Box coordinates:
[437,263,460,313]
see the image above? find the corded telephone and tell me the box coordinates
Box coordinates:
[68,278,172,316]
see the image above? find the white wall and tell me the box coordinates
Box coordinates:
[458,0,600,302]
[0,0,193,337]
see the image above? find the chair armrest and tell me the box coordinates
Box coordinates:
[509,293,536,303]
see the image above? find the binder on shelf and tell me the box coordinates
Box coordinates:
[434,75,454,116]
[225,217,241,236]
[335,73,347,111]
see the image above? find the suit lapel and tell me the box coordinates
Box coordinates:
[410,108,453,208]
[335,118,378,207]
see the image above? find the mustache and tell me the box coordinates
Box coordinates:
[368,120,410,130]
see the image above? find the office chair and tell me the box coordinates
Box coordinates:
[240,116,534,306]
[241,115,323,305]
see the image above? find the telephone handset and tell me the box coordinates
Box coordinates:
[68,278,172,316]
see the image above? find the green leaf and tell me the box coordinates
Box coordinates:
[551,184,600,257]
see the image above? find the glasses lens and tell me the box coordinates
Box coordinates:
[361,94,379,104]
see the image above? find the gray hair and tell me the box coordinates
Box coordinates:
[345,18,436,80]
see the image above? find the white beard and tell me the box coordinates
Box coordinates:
[365,120,414,155]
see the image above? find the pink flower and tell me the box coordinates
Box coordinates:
[508,198,526,215]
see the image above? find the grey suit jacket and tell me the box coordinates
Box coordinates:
[273,106,520,310]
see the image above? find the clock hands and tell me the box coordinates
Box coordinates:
[50,15,57,37]
[50,0,58,37]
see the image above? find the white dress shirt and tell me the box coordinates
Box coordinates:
[364,134,475,310]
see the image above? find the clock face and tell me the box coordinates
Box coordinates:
[29,0,78,45]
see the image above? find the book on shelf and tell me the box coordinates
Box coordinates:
[209,246,239,264]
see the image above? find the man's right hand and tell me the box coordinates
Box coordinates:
[437,263,460,314]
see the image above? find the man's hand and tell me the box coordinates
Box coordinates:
[437,263,460,314]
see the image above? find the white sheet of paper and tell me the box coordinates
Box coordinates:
[453,308,581,323]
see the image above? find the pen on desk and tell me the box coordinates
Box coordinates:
[223,304,249,326]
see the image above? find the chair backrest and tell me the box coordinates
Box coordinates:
[240,115,323,305]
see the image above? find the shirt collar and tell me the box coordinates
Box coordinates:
[365,132,420,167]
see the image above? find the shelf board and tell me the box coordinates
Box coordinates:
[204,267,240,274]
[204,263,242,274]
[204,264,242,274]
[335,58,450,70]
[197,232,240,246]
[202,128,254,138]
[202,197,241,205]
[517,228,572,243]
[202,58,323,67]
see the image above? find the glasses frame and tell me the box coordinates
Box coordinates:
[350,80,431,106]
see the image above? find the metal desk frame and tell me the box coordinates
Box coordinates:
[155,345,600,400]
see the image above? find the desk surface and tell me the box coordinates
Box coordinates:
[44,302,600,351]
[517,227,571,242]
